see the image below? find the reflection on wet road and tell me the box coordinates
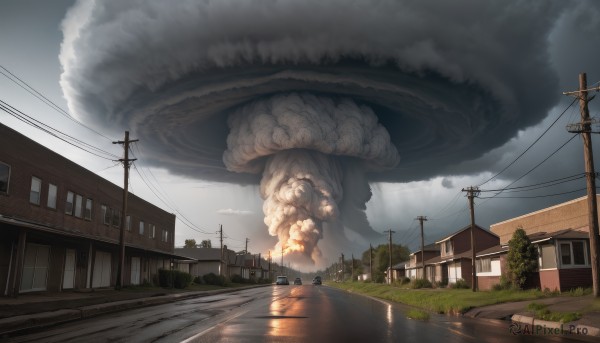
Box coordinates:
[6,285,594,343]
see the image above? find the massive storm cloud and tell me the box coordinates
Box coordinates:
[60,0,567,264]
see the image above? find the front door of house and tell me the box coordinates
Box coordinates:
[130,257,140,285]
[63,249,76,289]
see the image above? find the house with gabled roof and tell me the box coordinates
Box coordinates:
[429,224,500,285]
[405,243,440,280]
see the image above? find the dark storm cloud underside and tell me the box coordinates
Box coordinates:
[124,62,556,183]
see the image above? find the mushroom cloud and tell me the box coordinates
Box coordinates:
[59,0,565,265]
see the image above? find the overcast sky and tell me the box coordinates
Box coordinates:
[2,0,600,271]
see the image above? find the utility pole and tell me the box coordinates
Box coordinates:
[416,216,427,279]
[369,243,373,281]
[245,238,249,254]
[462,186,480,292]
[281,246,284,275]
[268,250,271,281]
[341,253,345,282]
[351,254,354,282]
[565,72,600,297]
[384,229,395,284]
[219,224,223,276]
[113,131,138,290]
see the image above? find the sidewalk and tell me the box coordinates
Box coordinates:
[464,295,600,337]
[0,284,268,337]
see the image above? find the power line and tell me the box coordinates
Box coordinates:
[479,173,585,193]
[0,65,115,141]
[478,187,590,199]
[478,97,578,187]
[0,100,119,160]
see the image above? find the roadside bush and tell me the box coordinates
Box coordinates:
[400,277,411,285]
[203,272,228,286]
[449,279,469,289]
[230,274,245,283]
[409,278,432,289]
[158,269,192,289]
[193,276,203,284]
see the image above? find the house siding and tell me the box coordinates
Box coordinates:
[558,268,592,291]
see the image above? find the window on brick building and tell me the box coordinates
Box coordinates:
[0,162,9,194]
[47,184,57,209]
[101,205,111,225]
[149,224,155,238]
[112,209,121,227]
[30,176,41,205]
[126,215,131,231]
[74,194,83,218]
[139,220,145,235]
[161,229,168,242]
[65,191,74,215]
[85,199,93,220]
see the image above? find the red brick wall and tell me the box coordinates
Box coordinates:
[539,269,560,292]
[0,124,175,253]
[477,276,500,290]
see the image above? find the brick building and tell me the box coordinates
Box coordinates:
[0,124,180,296]
[490,195,598,244]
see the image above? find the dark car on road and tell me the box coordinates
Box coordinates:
[276,276,289,285]
[293,277,302,285]
[312,276,322,285]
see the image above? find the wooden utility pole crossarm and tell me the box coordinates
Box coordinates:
[565,72,600,297]
[114,131,138,290]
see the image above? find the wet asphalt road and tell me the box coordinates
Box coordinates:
[5,285,595,343]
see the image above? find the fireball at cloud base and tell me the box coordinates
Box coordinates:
[59,0,566,267]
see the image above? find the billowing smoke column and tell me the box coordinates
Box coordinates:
[223,93,399,263]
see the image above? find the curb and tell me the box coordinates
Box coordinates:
[511,313,600,337]
[0,284,269,337]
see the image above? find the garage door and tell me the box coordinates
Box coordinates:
[130,257,140,285]
[92,251,112,288]
[20,243,50,292]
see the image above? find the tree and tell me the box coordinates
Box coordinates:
[362,244,409,283]
[507,227,538,289]
[184,239,197,248]
[200,239,212,248]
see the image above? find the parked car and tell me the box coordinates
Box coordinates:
[276,275,289,285]
[294,277,302,285]
[312,276,322,285]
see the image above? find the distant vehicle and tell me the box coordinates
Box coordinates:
[312,276,322,285]
[276,275,289,285]
[294,277,302,285]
